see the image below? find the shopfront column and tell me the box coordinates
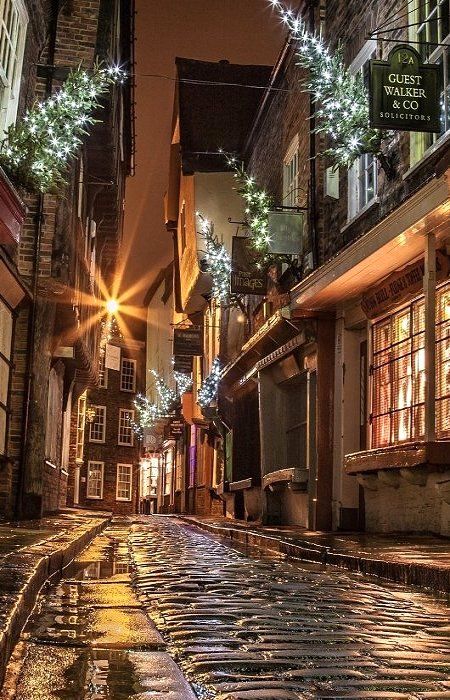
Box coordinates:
[424,231,436,441]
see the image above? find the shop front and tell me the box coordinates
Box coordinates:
[291,173,450,534]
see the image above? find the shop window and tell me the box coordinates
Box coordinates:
[0,298,13,456]
[76,393,86,461]
[410,0,450,165]
[87,461,104,499]
[120,358,136,392]
[118,408,134,445]
[89,405,106,443]
[0,0,28,136]
[98,353,108,388]
[371,281,450,447]
[116,463,132,501]
[164,448,173,496]
[348,41,377,219]
[283,134,300,206]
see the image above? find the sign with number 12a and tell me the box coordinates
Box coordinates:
[369,44,441,133]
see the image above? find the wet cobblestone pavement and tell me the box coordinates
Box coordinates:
[2,515,450,699]
[131,517,450,700]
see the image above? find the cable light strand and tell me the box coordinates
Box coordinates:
[198,357,221,410]
[269,0,392,169]
[0,62,125,193]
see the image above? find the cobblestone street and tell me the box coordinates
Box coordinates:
[3,516,450,699]
[131,517,450,699]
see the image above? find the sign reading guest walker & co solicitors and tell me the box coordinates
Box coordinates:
[369,44,441,133]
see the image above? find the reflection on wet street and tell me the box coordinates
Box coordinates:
[131,517,450,699]
[2,515,450,699]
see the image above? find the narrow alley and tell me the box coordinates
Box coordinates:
[3,516,450,699]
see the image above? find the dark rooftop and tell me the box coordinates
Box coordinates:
[175,57,273,173]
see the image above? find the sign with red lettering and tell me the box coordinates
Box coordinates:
[361,252,449,319]
[370,44,440,133]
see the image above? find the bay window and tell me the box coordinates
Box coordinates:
[371,280,450,447]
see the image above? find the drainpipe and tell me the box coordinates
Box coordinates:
[16,0,60,518]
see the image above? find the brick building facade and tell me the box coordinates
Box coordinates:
[67,336,145,515]
[0,0,134,519]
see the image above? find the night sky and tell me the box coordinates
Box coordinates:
[120,0,284,309]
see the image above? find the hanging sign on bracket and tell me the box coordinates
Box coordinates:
[369,44,441,133]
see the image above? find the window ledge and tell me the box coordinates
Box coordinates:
[345,440,450,474]
[403,131,450,181]
[341,198,380,234]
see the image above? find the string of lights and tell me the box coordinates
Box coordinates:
[198,357,221,410]
[0,63,125,193]
[269,0,392,169]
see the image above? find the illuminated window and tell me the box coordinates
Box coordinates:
[116,463,132,501]
[89,405,106,443]
[283,134,300,206]
[410,0,450,164]
[118,408,134,446]
[164,448,173,496]
[98,353,108,388]
[371,281,450,446]
[348,41,377,219]
[120,358,136,392]
[76,393,86,461]
[87,461,104,499]
[0,0,28,136]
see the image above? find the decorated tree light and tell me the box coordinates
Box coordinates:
[0,63,125,193]
[197,213,233,303]
[198,357,221,410]
[173,371,193,395]
[151,369,179,415]
[268,1,393,172]
[132,394,160,438]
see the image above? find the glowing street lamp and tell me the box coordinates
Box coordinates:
[105,298,119,315]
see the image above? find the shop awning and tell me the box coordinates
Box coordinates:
[221,308,303,387]
[291,175,450,311]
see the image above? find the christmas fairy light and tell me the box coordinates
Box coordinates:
[197,212,233,303]
[173,371,193,395]
[0,62,126,193]
[269,1,392,170]
[198,357,221,410]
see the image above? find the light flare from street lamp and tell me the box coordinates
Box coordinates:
[106,298,119,315]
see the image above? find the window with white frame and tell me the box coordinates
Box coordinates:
[76,393,86,461]
[348,41,378,219]
[87,461,104,499]
[98,352,108,388]
[89,405,106,443]
[410,0,450,165]
[120,357,136,392]
[283,134,300,206]
[0,297,13,456]
[118,408,134,445]
[0,0,28,136]
[116,463,132,501]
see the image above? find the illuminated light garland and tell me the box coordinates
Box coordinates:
[132,394,160,438]
[173,371,193,395]
[99,312,122,355]
[151,369,179,415]
[268,1,392,170]
[198,357,221,410]
[0,63,125,193]
[197,213,232,303]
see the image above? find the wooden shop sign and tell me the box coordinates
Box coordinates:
[267,210,304,255]
[173,326,203,357]
[361,251,449,319]
[231,236,267,295]
[169,419,184,439]
[173,355,193,374]
[370,44,441,133]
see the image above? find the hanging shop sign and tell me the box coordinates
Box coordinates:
[369,44,441,133]
[267,210,305,255]
[173,355,193,374]
[361,251,449,319]
[231,236,267,295]
[104,343,121,370]
[169,419,184,439]
[173,326,203,357]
